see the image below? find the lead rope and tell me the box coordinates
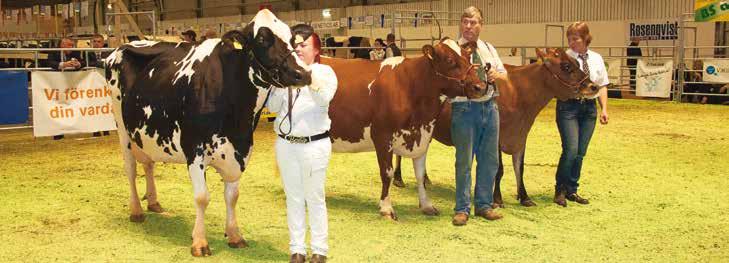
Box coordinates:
[277,87,300,136]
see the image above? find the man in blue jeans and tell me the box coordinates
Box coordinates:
[451,6,507,226]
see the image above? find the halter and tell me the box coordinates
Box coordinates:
[429,56,480,97]
[542,60,590,95]
[249,49,297,89]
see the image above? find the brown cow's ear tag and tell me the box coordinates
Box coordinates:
[536,58,544,65]
[233,41,243,50]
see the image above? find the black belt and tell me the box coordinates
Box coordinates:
[563,98,596,104]
[278,131,330,144]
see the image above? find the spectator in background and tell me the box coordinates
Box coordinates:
[369,38,386,60]
[385,33,402,58]
[47,37,84,71]
[624,37,642,99]
[87,34,109,68]
[509,47,518,56]
[47,37,85,140]
[200,29,217,41]
[181,30,196,42]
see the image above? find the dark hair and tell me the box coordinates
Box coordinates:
[181,30,197,41]
[374,38,385,47]
[291,24,321,63]
[387,33,395,42]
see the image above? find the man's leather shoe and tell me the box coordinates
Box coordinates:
[474,208,503,220]
[567,193,589,204]
[554,188,567,207]
[290,253,305,263]
[310,254,327,263]
[452,212,468,226]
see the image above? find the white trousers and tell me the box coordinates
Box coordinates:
[276,137,331,256]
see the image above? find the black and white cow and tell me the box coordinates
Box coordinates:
[105,10,310,257]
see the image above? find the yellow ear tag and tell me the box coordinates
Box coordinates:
[294,35,305,46]
[233,41,243,50]
[536,58,544,65]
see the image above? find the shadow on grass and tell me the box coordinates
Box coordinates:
[112,212,288,260]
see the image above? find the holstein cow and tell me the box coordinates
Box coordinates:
[105,10,311,256]
[321,38,486,220]
[393,48,600,207]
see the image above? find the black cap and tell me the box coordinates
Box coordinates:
[181,30,197,41]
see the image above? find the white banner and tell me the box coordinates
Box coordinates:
[605,58,622,85]
[702,59,729,83]
[636,59,673,98]
[32,70,116,137]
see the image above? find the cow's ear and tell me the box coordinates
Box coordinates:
[422,45,435,60]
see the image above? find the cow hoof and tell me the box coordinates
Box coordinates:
[129,214,145,223]
[147,202,164,213]
[520,199,537,207]
[380,211,398,221]
[228,239,249,248]
[393,179,405,188]
[422,206,440,216]
[191,246,212,257]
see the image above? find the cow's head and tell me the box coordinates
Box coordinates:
[242,9,311,88]
[422,38,486,99]
[536,48,599,99]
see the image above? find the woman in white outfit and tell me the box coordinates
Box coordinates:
[267,24,338,263]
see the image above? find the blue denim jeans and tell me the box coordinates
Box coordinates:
[451,99,500,214]
[555,99,597,195]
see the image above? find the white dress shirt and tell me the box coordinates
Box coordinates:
[566,48,610,99]
[267,63,338,137]
[452,38,507,102]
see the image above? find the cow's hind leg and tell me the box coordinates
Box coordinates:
[223,180,248,248]
[189,160,212,257]
[492,152,505,208]
[120,138,145,222]
[142,162,164,213]
[414,154,439,216]
[513,150,535,207]
[393,155,405,188]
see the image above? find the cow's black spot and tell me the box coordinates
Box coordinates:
[220,138,227,144]
[199,164,204,170]
[207,151,212,156]
[164,147,171,155]
[221,154,225,160]
[127,142,131,149]
[116,95,121,100]
[133,131,143,149]
[110,79,117,86]
[171,143,178,152]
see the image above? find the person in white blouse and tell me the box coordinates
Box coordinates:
[554,21,610,207]
[267,24,337,263]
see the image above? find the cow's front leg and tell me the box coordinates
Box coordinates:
[224,180,247,248]
[142,162,164,213]
[413,153,439,216]
[513,150,535,207]
[375,151,397,220]
[189,160,211,257]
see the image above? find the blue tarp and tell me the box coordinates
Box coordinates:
[0,71,29,124]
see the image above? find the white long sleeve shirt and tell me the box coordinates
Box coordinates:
[267,63,338,137]
[452,38,507,102]
[566,48,610,99]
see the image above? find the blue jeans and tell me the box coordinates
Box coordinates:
[451,99,500,214]
[555,99,597,195]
